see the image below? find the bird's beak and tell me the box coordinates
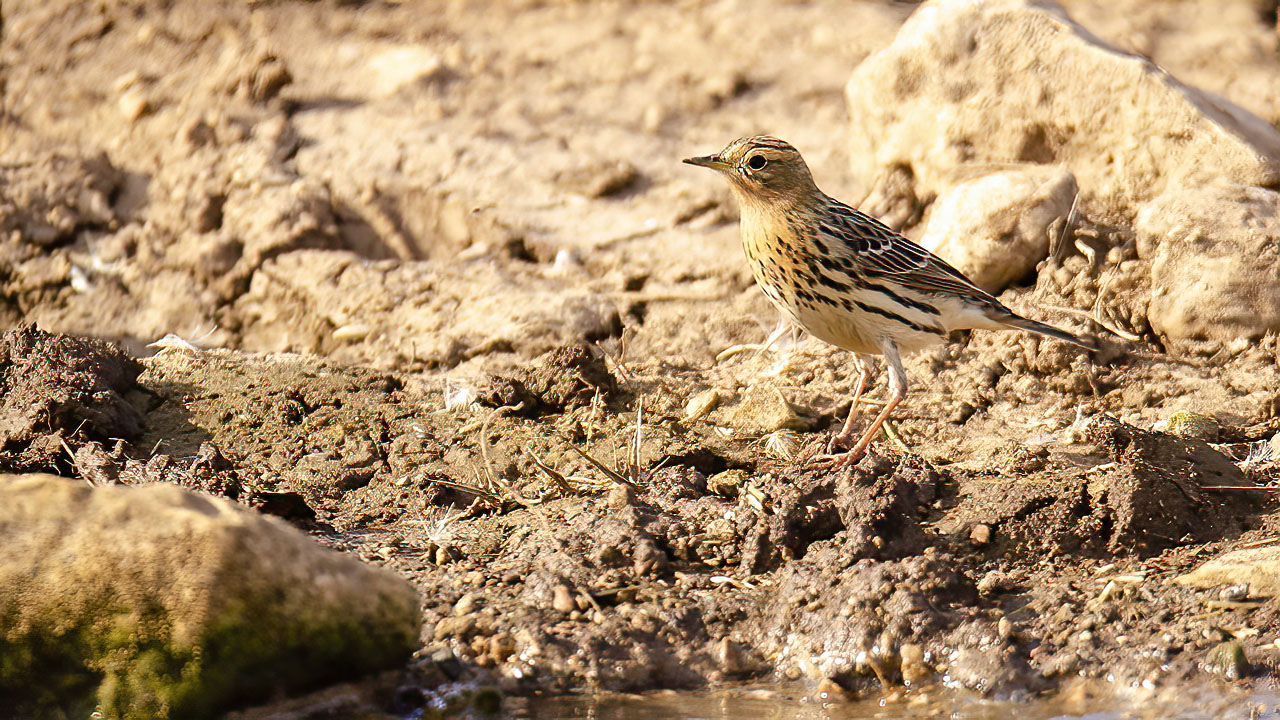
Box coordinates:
[683,155,729,171]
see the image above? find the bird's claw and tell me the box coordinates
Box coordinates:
[808,448,866,471]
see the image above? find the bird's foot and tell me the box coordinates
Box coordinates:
[808,446,867,471]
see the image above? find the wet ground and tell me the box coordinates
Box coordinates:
[6,0,1280,717]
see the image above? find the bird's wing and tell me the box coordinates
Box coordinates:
[822,201,1004,309]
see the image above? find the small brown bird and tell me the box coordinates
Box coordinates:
[685,136,1093,465]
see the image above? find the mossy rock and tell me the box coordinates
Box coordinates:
[0,474,420,719]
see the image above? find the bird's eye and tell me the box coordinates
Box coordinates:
[746,155,767,171]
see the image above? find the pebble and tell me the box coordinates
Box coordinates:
[815,677,852,702]
[606,483,635,508]
[684,389,725,421]
[489,633,516,663]
[118,87,152,121]
[552,584,575,613]
[997,616,1014,641]
[729,386,807,433]
[1156,410,1219,441]
[969,524,992,545]
[716,638,748,675]
[433,614,478,640]
[1206,640,1249,680]
[899,643,931,685]
[453,592,480,616]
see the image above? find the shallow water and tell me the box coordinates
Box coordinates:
[504,684,1280,720]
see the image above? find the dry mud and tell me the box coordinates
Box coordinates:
[6,0,1280,716]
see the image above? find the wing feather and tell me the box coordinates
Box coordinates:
[822,199,1004,309]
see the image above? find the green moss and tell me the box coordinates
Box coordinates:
[2,583,415,720]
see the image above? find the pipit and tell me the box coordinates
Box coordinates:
[685,136,1094,466]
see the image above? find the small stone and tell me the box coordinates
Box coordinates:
[433,614,478,640]
[815,677,852,702]
[976,570,1013,596]
[1205,640,1249,681]
[489,633,516,664]
[716,637,754,675]
[118,87,152,121]
[707,469,748,499]
[728,386,808,433]
[1159,411,1220,441]
[997,616,1014,641]
[430,646,463,680]
[606,483,635,508]
[1219,584,1250,602]
[453,592,480,616]
[969,524,992,545]
[684,389,725,421]
[552,584,575,613]
[899,643,931,686]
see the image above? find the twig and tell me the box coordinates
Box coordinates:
[570,445,635,487]
[419,474,504,506]
[528,450,576,495]
[630,397,644,483]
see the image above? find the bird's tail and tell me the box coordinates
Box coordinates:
[997,312,1097,351]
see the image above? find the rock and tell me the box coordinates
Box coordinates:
[1176,545,1280,596]
[453,592,481,616]
[714,637,761,677]
[488,633,516,664]
[0,474,419,720]
[552,584,576,614]
[969,523,992,546]
[1155,410,1220,441]
[707,469,748,499]
[433,614,479,640]
[845,0,1280,225]
[919,166,1077,293]
[364,45,450,99]
[1135,183,1280,344]
[814,677,853,702]
[118,86,152,121]
[1205,641,1249,681]
[684,388,726,421]
[728,386,808,433]
[899,643,932,686]
[606,483,636,508]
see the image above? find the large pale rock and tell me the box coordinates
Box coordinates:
[1176,545,1280,597]
[919,165,1077,293]
[0,474,420,719]
[1135,183,1280,343]
[846,0,1280,224]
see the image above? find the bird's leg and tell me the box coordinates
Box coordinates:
[831,344,908,468]
[827,355,872,452]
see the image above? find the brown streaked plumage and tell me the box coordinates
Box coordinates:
[684,136,1094,466]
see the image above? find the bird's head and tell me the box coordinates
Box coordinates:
[683,136,819,207]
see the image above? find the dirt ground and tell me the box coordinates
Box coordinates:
[6,0,1280,716]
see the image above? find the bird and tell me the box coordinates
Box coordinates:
[684,136,1094,466]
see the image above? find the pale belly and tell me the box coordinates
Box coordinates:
[746,256,945,357]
